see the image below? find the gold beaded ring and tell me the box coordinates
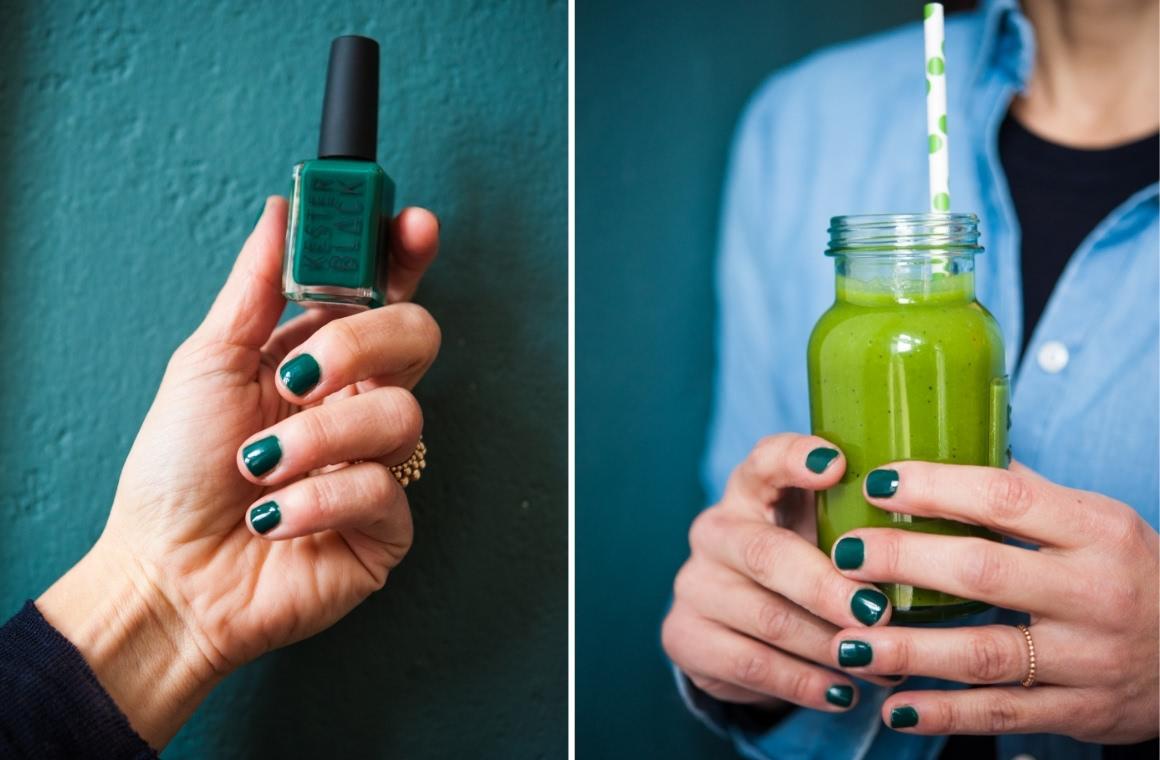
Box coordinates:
[1016,623,1037,687]
[390,437,427,488]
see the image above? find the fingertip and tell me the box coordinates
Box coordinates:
[393,207,440,265]
[238,434,283,483]
[850,586,892,628]
[823,683,858,711]
[830,533,866,572]
[248,501,282,538]
[884,703,920,731]
[802,438,846,486]
[864,467,901,501]
[277,352,323,401]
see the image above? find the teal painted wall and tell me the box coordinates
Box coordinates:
[576,1,916,756]
[0,1,566,757]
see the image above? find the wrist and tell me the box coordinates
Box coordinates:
[37,541,222,749]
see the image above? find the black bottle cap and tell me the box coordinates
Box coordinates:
[317,36,379,162]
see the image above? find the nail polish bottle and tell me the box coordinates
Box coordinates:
[283,36,395,309]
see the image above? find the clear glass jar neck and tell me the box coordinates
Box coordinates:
[826,213,983,306]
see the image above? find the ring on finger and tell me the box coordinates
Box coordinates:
[390,437,427,487]
[1016,623,1037,688]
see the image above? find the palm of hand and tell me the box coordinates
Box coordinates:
[103,334,398,672]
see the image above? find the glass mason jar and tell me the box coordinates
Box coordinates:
[807,213,1009,622]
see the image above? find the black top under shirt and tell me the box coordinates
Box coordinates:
[1002,115,1160,361]
[938,116,1159,760]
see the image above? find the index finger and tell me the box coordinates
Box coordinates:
[693,513,893,630]
[861,461,1110,548]
[385,207,439,303]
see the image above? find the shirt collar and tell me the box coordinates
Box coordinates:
[974,0,1036,91]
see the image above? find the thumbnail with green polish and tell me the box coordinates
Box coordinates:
[890,706,919,729]
[825,685,854,708]
[838,640,872,667]
[805,447,840,474]
[281,353,321,396]
[851,588,888,625]
[833,537,864,570]
[866,469,900,498]
[250,502,281,534]
[242,435,282,477]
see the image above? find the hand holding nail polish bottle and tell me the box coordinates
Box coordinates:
[283,35,395,309]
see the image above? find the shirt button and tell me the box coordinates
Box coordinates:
[1036,341,1069,374]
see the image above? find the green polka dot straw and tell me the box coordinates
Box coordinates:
[924,3,950,212]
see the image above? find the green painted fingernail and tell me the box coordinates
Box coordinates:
[866,469,899,498]
[806,447,840,473]
[890,705,919,729]
[242,435,281,477]
[280,353,321,396]
[825,684,854,708]
[838,640,872,667]
[851,588,888,625]
[833,537,864,570]
[250,501,281,534]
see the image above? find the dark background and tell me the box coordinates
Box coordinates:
[0,1,566,757]
[576,1,919,756]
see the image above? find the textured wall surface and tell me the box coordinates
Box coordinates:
[576,1,915,756]
[0,1,566,757]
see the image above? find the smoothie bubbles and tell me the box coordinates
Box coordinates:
[806,3,1010,622]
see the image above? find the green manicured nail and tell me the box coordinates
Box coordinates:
[833,537,864,570]
[838,640,872,667]
[280,353,321,397]
[866,469,899,498]
[825,684,854,707]
[890,705,919,729]
[851,588,888,625]
[806,447,840,474]
[242,435,281,477]
[249,501,281,534]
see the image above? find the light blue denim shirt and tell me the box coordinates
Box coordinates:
[685,0,1160,758]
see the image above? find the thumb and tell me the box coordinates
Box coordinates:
[194,196,288,349]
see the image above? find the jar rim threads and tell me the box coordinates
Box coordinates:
[827,213,982,255]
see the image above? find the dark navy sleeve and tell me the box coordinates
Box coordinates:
[0,601,157,759]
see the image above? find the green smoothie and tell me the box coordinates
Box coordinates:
[808,265,1008,622]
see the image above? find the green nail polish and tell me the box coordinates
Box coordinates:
[838,640,872,667]
[833,537,864,570]
[825,684,854,707]
[866,469,899,498]
[851,588,888,625]
[890,705,919,729]
[250,501,281,534]
[242,435,281,477]
[280,354,321,396]
[805,447,840,473]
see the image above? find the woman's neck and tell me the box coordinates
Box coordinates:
[1012,0,1159,148]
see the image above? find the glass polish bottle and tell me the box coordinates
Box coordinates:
[283,36,395,309]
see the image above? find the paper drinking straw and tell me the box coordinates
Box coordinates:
[924,3,950,212]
